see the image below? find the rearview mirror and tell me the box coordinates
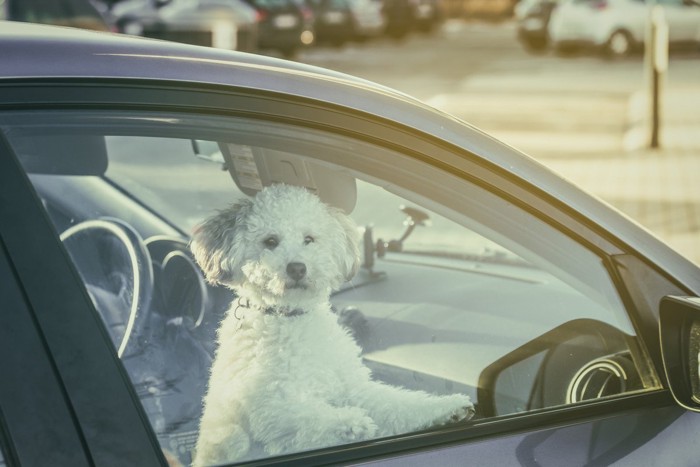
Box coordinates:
[659,295,700,412]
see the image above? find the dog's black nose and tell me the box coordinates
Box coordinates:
[286,262,307,281]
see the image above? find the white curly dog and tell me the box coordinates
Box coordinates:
[191,184,474,466]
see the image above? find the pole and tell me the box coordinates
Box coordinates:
[647,3,668,149]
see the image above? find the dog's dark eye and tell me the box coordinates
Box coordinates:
[263,236,279,249]
[304,235,315,245]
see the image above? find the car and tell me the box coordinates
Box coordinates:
[548,0,700,58]
[0,0,112,30]
[381,0,442,38]
[2,21,700,467]
[111,0,259,52]
[514,0,561,52]
[240,0,315,57]
[381,0,413,38]
[304,0,385,46]
[408,0,443,33]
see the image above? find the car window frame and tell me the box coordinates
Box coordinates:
[0,131,168,466]
[0,234,92,467]
[0,77,684,465]
[1,78,672,333]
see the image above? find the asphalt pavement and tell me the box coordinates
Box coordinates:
[432,57,700,267]
[545,86,700,267]
[437,74,700,266]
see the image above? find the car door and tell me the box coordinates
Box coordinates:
[1,78,699,466]
[550,0,599,42]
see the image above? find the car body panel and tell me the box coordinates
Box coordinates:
[357,404,699,466]
[549,0,700,52]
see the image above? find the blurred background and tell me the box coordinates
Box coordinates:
[2,0,699,265]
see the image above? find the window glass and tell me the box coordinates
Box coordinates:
[5,110,660,466]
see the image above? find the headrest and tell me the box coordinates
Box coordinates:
[222,143,357,214]
[10,133,108,176]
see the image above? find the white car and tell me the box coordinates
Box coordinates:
[549,0,700,57]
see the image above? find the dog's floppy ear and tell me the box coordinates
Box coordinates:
[190,199,253,285]
[328,206,361,282]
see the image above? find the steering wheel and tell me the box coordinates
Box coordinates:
[60,217,154,357]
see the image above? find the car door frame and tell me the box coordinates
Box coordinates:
[0,76,697,465]
[0,127,168,466]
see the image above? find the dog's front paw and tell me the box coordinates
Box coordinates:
[336,414,377,442]
[448,404,476,423]
[436,395,475,425]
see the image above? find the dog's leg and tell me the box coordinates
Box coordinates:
[193,400,251,467]
[349,382,474,437]
[249,399,378,456]
[193,423,250,467]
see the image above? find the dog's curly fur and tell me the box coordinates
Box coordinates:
[191,184,474,466]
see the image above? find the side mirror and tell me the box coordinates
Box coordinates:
[659,295,700,412]
[477,319,638,418]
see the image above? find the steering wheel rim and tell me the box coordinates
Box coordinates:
[60,217,154,357]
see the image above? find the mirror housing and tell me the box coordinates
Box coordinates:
[659,295,700,412]
[477,319,636,418]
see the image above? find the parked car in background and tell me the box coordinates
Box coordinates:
[0,0,112,30]
[409,0,443,33]
[382,0,442,38]
[306,0,384,46]
[112,0,259,52]
[241,0,314,56]
[549,0,700,58]
[382,0,413,38]
[515,0,560,52]
[4,20,700,467]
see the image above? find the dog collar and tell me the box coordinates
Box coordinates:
[233,298,306,318]
[263,307,306,317]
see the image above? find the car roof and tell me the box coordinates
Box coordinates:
[0,21,403,98]
[0,22,516,176]
[2,21,699,291]
[0,22,548,164]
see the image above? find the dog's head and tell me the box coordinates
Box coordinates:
[191,184,360,305]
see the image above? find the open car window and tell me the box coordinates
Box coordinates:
[5,109,661,465]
